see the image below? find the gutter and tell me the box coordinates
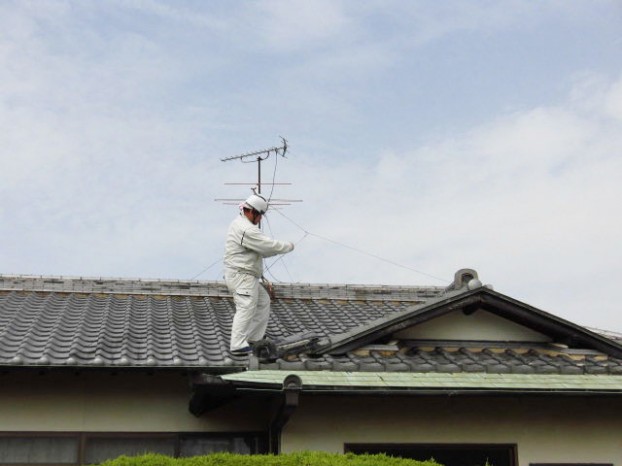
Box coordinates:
[219,370,622,395]
[188,372,304,451]
[227,385,622,397]
[272,387,622,397]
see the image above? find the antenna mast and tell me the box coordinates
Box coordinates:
[215,137,302,224]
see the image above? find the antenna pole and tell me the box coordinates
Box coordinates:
[257,156,261,195]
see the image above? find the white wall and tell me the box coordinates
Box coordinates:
[0,372,268,432]
[393,309,552,342]
[4,371,621,466]
[282,394,622,465]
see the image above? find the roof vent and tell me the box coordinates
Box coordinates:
[446,268,481,292]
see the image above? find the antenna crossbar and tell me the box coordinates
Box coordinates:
[214,198,302,203]
[220,137,288,163]
[224,182,291,186]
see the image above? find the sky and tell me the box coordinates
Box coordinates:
[1,0,621,331]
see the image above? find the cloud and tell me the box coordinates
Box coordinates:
[269,72,622,329]
[0,2,231,279]
[1,1,621,332]
[354,0,542,48]
[247,0,352,52]
[604,77,622,120]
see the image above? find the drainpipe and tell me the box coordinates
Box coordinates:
[268,374,302,454]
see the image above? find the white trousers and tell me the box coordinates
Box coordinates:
[224,269,271,351]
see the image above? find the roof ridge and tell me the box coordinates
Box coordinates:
[0,274,229,296]
[0,274,445,300]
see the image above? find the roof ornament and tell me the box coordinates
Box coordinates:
[446,268,483,292]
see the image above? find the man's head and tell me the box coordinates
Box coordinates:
[242,193,268,225]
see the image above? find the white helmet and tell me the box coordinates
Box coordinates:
[243,194,268,214]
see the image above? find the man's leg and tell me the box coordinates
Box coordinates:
[247,284,270,343]
[226,271,260,351]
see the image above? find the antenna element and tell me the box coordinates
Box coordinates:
[216,137,302,222]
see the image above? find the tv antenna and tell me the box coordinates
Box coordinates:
[215,137,302,217]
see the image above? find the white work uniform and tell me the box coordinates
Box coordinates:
[224,214,294,351]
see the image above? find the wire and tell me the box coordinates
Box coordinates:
[272,209,449,284]
[267,149,279,202]
[194,209,447,285]
[262,214,295,282]
[190,258,222,280]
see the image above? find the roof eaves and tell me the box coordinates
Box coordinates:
[218,370,622,395]
[0,363,247,374]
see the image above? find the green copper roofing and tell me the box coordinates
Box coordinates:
[221,370,622,392]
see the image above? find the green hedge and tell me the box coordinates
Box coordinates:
[98,451,440,466]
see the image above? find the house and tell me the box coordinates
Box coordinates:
[1,269,622,466]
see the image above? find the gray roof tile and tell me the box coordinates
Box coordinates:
[2,275,622,378]
[3,277,412,369]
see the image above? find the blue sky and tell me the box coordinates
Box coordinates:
[1,0,621,330]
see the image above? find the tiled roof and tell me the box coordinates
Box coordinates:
[0,275,441,369]
[2,274,622,380]
[258,344,622,375]
[0,290,230,368]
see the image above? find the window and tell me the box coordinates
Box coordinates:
[0,436,78,464]
[531,464,613,466]
[179,435,257,456]
[84,436,176,464]
[345,443,517,466]
[0,433,267,465]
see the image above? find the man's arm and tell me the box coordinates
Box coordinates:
[241,226,294,258]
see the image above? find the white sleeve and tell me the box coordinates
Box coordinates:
[241,226,294,258]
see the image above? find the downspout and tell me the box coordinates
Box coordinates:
[268,374,302,454]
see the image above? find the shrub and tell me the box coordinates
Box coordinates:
[98,451,441,466]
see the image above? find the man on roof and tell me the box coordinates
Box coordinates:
[224,193,295,355]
